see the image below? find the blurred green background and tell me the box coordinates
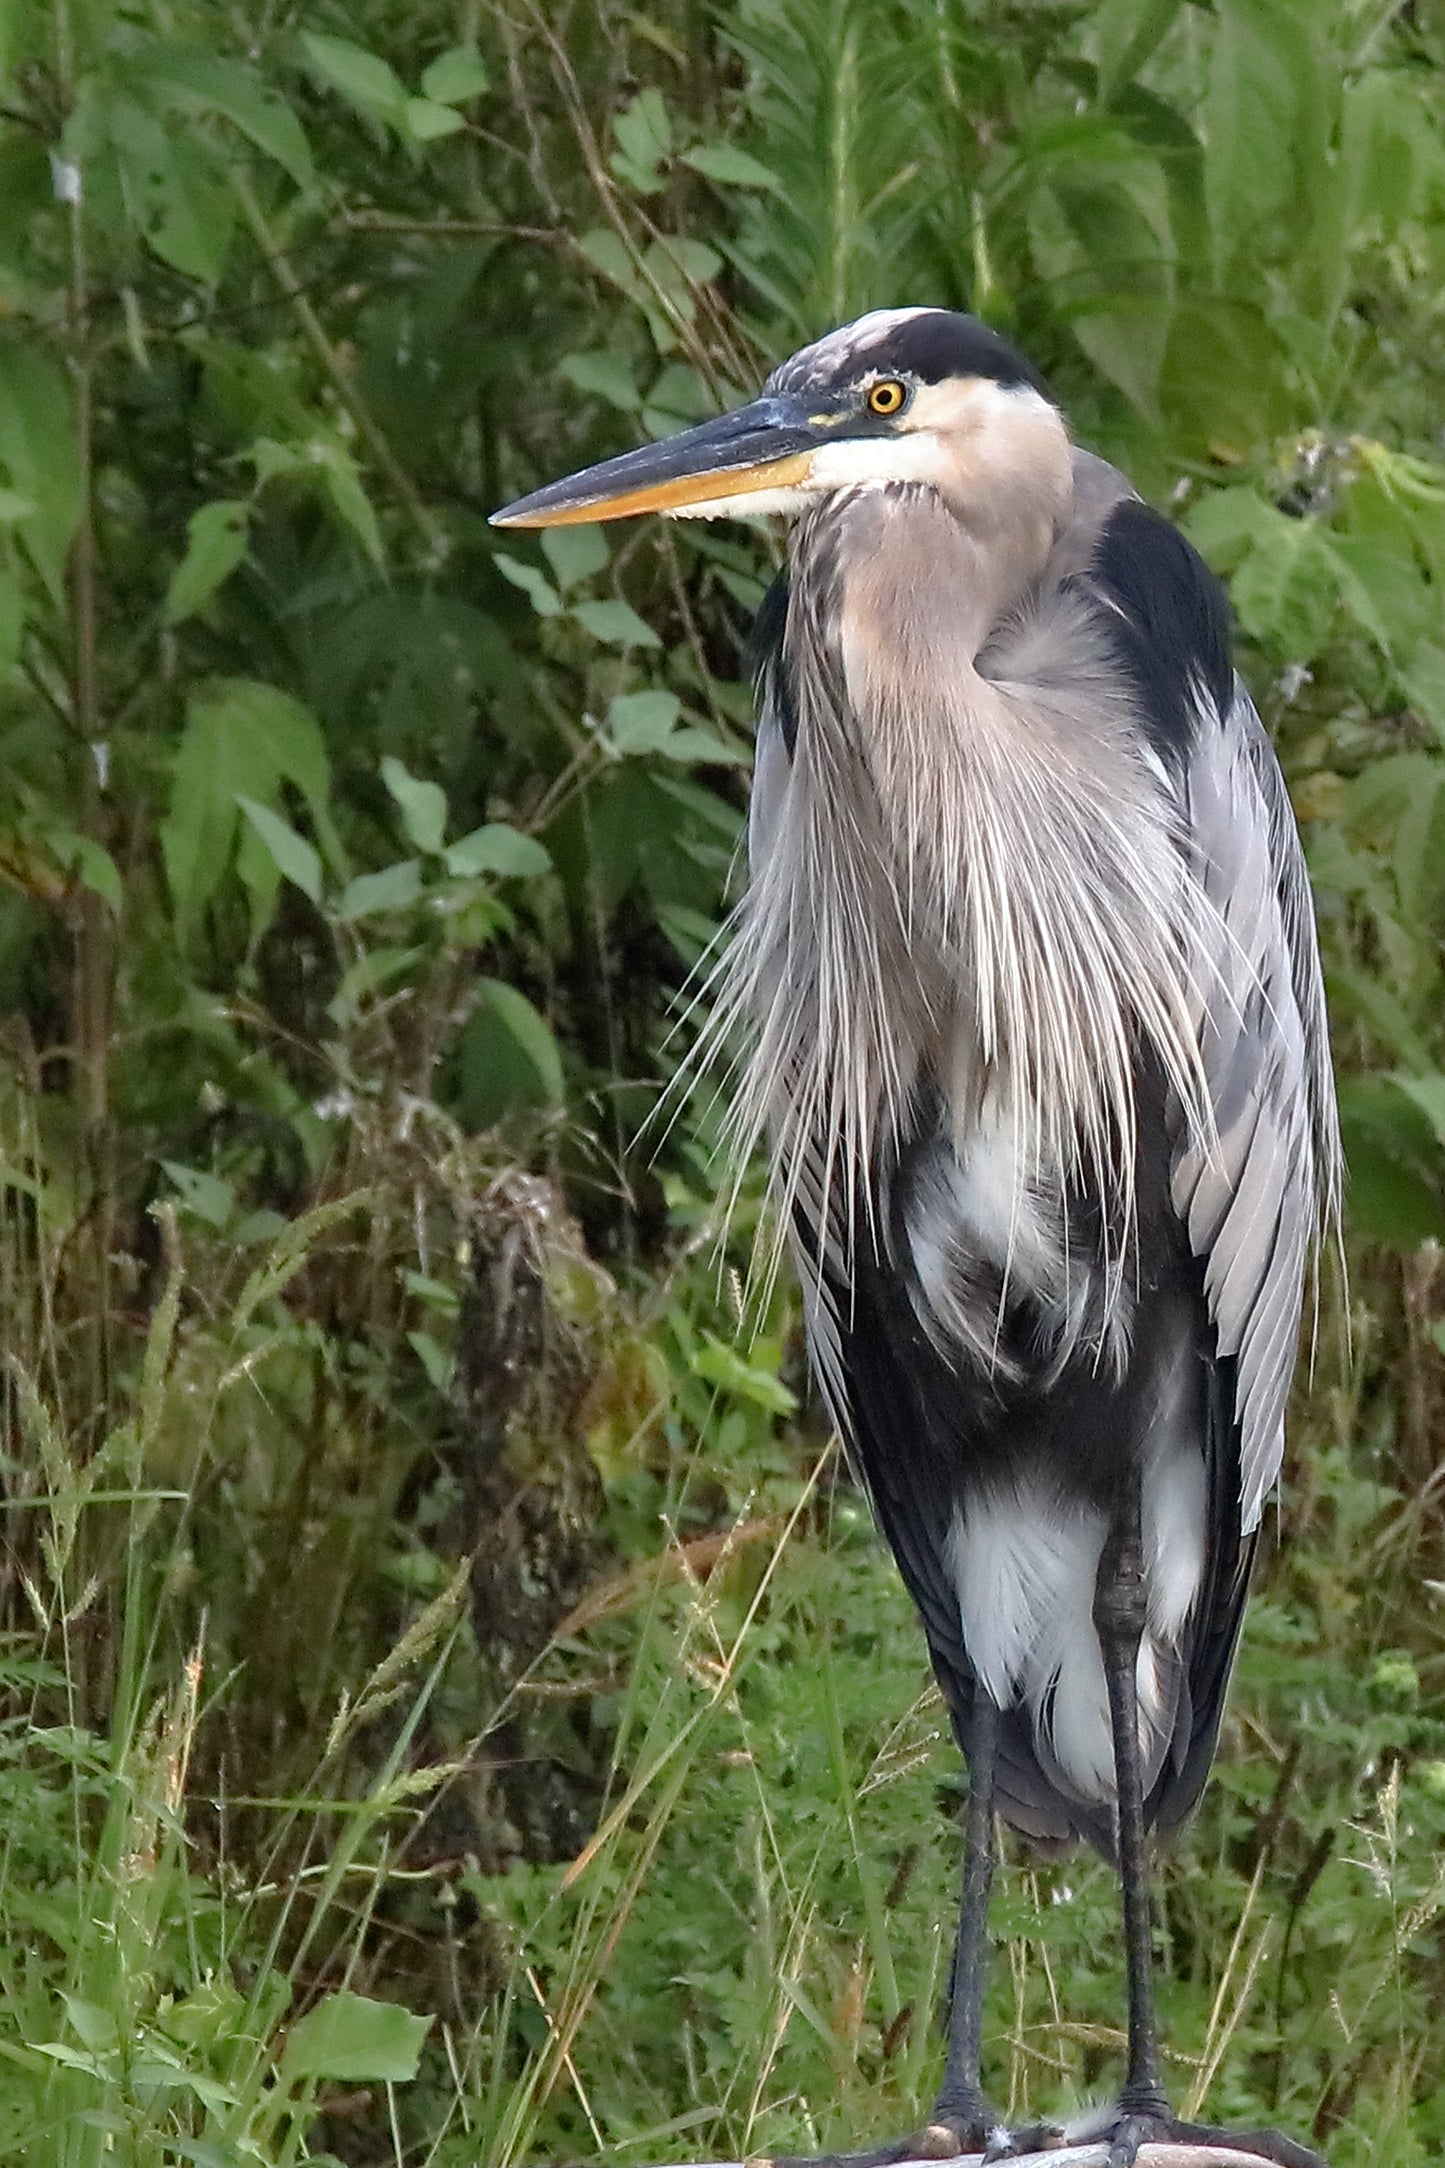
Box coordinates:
[0,0,1442,2162]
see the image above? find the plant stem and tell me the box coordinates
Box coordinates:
[233,173,445,555]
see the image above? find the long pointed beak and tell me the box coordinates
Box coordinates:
[490,393,832,528]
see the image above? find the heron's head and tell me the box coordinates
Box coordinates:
[490,308,1068,532]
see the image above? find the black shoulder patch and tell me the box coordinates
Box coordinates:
[747,572,797,757]
[1091,499,1235,774]
[880,311,1051,397]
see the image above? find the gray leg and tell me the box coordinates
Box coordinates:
[1093,1487,1169,2120]
[934,1692,1001,2136]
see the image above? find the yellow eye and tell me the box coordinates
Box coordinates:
[866,378,907,417]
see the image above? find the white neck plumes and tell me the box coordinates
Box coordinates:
[706,471,1217,1309]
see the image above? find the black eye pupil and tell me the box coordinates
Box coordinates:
[871,381,903,413]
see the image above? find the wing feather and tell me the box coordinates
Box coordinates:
[1169,677,1340,1533]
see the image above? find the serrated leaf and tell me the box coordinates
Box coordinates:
[420,46,489,103]
[162,679,330,935]
[444,825,551,879]
[541,525,608,589]
[336,859,424,919]
[404,98,465,141]
[165,500,249,622]
[573,598,660,648]
[1230,517,1340,659]
[300,33,407,123]
[493,552,562,616]
[238,797,322,904]
[682,143,780,191]
[279,1990,430,2083]
[381,756,449,856]
[1202,0,1316,278]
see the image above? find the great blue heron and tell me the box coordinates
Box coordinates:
[493,309,1340,2168]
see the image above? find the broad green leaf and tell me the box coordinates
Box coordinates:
[558,352,642,412]
[454,979,565,1124]
[165,500,249,622]
[420,46,490,104]
[493,552,562,616]
[103,89,235,282]
[245,431,383,564]
[162,678,330,934]
[578,227,642,297]
[305,434,384,566]
[660,726,750,766]
[1401,643,1445,748]
[336,860,424,919]
[573,598,661,648]
[404,98,465,142]
[0,339,80,605]
[160,1161,236,1231]
[44,830,123,915]
[691,1335,796,1415]
[612,88,672,193]
[63,1997,119,2053]
[127,41,314,190]
[1397,1074,1445,1148]
[407,1329,454,1390]
[1028,160,1173,415]
[646,235,722,290]
[541,525,608,590]
[237,797,322,904]
[682,143,780,191]
[444,825,551,879]
[0,570,22,674]
[299,33,407,125]
[1183,486,1280,570]
[607,690,681,754]
[279,1989,430,2083]
[606,690,747,766]
[1336,1076,1445,1248]
[1229,515,1340,658]
[644,363,714,429]
[1091,0,1186,103]
[1202,0,1318,277]
[381,757,449,856]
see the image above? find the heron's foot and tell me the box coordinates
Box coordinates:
[754,2099,1054,2168]
[1072,2098,1326,2168]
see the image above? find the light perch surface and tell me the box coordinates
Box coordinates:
[710,2150,1321,2168]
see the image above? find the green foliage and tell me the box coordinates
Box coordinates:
[0,0,1441,2163]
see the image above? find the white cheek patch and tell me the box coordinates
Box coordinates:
[805,431,946,491]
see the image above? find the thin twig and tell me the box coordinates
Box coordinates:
[232,174,443,553]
